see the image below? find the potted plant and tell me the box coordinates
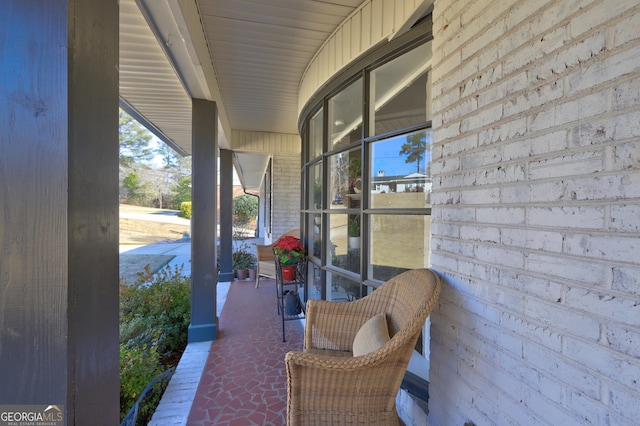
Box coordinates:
[232,247,254,280]
[347,157,362,194]
[348,216,360,250]
[247,256,258,281]
[273,235,306,281]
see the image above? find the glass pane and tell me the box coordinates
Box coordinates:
[329,148,361,209]
[309,162,322,209]
[370,129,432,208]
[328,78,363,150]
[327,214,360,274]
[369,214,431,282]
[370,41,432,135]
[309,107,323,160]
[310,213,322,259]
[308,262,322,300]
[327,272,361,301]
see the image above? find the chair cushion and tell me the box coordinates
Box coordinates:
[352,313,390,357]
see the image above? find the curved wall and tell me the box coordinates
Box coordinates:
[297,0,432,121]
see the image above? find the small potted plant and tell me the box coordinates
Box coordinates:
[348,216,360,250]
[232,247,254,280]
[273,235,306,281]
[247,256,258,281]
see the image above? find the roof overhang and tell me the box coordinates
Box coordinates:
[233,152,271,193]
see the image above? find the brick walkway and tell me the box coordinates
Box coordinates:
[187,278,304,425]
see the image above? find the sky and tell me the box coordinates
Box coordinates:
[371,133,432,177]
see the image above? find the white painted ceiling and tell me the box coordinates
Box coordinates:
[119,0,365,190]
[197,0,363,134]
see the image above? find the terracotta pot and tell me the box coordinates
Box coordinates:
[236,268,248,280]
[248,268,257,280]
[281,265,297,281]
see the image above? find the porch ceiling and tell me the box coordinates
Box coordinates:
[119,0,365,190]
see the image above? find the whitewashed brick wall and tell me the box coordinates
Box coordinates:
[271,153,301,238]
[429,0,640,425]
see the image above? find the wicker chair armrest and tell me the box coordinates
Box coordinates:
[255,244,274,261]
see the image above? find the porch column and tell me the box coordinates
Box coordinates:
[0,1,119,423]
[189,98,218,342]
[218,149,235,282]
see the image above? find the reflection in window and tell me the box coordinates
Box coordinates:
[308,263,322,300]
[309,108,323,160]
[327,271,361,301]
[309,162,322,209]
[328,78,363,150]
[310,213,322,259]
[327,214,360,274]
[370,42,432,135]
[368,214,431,282]
[329,148,361,209]
[370,129,432,208]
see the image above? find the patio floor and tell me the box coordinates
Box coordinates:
[188,278,304,425]
[175,277,304,425]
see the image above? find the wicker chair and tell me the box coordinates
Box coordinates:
[285,268,441,425]
[255,229,300,288]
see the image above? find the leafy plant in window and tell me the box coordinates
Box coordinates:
[347,157,362,193]
[348,215,360,237]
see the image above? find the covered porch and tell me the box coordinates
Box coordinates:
[1,1,639,425]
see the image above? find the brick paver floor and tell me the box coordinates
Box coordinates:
[187,278,303,425]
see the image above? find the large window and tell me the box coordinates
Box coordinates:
[302,36,432,301]
[300,20,433,393]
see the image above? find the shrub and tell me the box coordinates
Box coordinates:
[173,176,192,206]
[233,194,258,225]
[120,264,191,423]
[119,343,162,420]
[179,201,192,219]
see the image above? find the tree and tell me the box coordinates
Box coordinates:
[119,109,154,165]
[233,194,258,225]
[122,172,142,204]
[399,132,429,174]
[123,172,140,194]
[119,109,194,209]
[172,176,192,206]
[154,142,180,169]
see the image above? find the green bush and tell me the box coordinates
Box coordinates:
[233,194,258,225]
[120,264,191,423]
[173,176,192,206]
[119,343,162,420]
[179,201,192,219]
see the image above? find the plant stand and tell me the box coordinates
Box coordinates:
[275,257,307,342]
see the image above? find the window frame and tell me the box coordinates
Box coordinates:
[301,20,433,297]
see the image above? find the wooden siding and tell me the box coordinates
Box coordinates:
[232,130,301,153]
[298,0,429,116]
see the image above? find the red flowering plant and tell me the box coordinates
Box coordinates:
[273,236,306,266]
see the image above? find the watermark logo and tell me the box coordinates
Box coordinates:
[0,405,64,426]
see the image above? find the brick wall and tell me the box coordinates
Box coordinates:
[271,153,301,238]
[429,1,640,425]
